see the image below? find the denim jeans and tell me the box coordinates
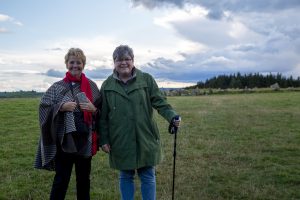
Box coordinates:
[119,166,156,200]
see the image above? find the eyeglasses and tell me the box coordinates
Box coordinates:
[69,61,83,65]
[115,58,132,63]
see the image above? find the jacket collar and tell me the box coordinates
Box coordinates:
[112,67,137,83]
[104,68,147,98]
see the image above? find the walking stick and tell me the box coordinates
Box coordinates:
[172,128,178,200]
[169,116,180,200]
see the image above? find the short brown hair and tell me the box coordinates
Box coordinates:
[113,45,134,62]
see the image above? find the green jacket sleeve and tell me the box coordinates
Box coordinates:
[146,73,178,122]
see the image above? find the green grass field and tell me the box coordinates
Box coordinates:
[0,92,299,200]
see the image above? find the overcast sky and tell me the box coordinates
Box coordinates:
[1,0,300,91]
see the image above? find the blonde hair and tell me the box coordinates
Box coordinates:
[64,48,86,66]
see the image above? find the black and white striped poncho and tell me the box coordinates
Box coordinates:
[34,79,101,171]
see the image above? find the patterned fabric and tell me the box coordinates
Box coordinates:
[34,79,101,171]
[63,72,94,125]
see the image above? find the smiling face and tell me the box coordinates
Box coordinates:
[114,53,134,78]
[66,56,84,78]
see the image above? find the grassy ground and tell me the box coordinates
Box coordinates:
[0,92,299,199]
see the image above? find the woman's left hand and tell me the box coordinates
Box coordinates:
[79,99,97,113]
[174,120,181,127]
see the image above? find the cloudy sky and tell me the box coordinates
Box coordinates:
[1,0,300,91]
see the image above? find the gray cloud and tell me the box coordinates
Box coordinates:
[140,37,300,82]
[85,68,113,79]
[45,69,65,78]
[45,68,112,79]
[132,0,300,15]
[131,0,300,82]
[131,0,184,9]
[207,9,224,20]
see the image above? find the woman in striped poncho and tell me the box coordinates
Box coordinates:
[34,48,101,200]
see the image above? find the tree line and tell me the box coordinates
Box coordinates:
[187,72,300,89]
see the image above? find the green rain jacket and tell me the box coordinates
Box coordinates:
[99,68,177,170]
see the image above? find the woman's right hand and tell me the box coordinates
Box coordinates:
[101,144,111,153]
[60,102,77,112]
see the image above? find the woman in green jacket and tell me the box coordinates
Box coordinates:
[99,45,181,200]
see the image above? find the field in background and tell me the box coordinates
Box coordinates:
[0,92,299,199]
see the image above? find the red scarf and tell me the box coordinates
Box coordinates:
[63,72,98,155]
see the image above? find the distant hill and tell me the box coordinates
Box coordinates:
[0,88,179,98]
[0,91,44,98]
[159,88,182,91]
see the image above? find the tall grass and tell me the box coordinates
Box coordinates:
[0,92,299,199]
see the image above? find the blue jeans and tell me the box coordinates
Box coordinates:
[119,166,156,200]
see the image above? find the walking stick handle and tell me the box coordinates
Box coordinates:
[169,115,181,134]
